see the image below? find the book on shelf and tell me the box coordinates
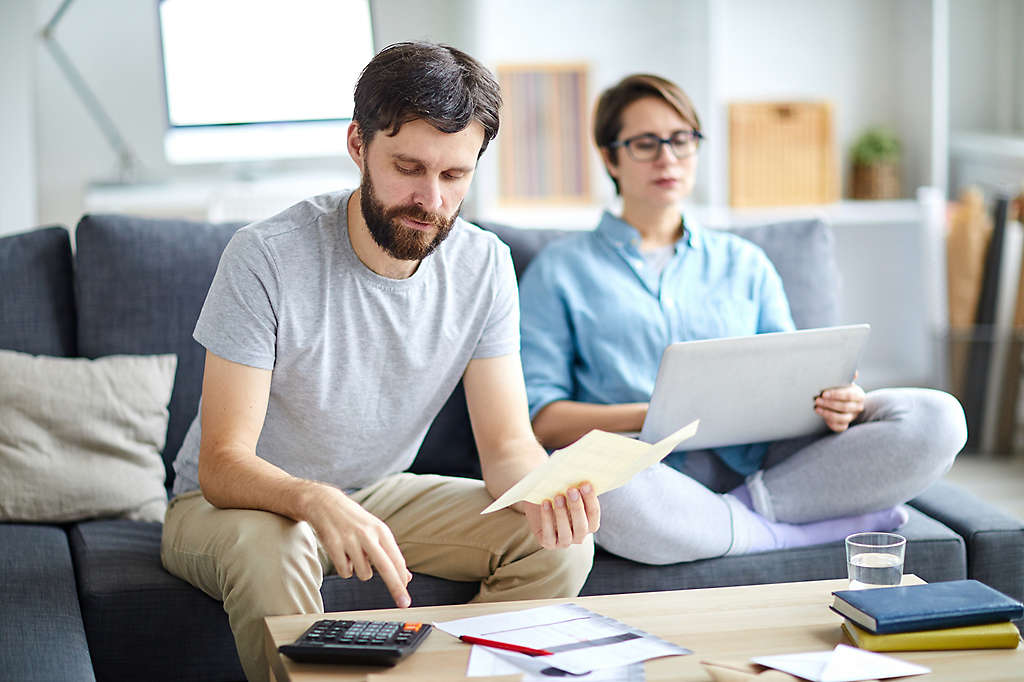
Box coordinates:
[963,196,1010,451]
[981,217,1024,452]
[830,579,1024,635]
[841,619,1021,652]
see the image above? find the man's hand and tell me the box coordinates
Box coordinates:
[519,482,600,549]
[815,381,866,433]
[302,483,413,608]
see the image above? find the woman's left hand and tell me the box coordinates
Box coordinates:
[815,380,865,433]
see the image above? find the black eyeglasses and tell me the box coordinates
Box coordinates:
[607,130,704,162]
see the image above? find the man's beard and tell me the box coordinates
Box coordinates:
[360,168,459,261]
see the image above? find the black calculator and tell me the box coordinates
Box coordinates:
[278,619,432,666]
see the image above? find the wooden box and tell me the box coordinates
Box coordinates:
[729,101,838,207]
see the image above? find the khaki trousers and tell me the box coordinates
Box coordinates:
[161,473,594,682]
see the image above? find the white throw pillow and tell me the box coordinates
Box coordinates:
[0,350,177,523]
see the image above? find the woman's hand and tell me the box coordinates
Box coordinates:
[815,381,865,433]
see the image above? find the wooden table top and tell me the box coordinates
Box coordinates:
[265,575,1022,681]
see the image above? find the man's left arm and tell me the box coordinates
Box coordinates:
[463,353,600,549]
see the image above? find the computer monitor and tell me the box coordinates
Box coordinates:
[157,0,374,165]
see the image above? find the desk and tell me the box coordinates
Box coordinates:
[264,576,1022,681]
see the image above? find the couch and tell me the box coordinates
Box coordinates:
[1,213,1021,682]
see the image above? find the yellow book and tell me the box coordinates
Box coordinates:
[842,619,1021,652]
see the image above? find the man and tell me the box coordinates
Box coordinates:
[161,42,600,682]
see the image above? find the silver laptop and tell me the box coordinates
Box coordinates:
[639,324,871,450]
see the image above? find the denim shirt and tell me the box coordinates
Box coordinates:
[519,210,795,476]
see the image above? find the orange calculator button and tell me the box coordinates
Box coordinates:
[402,622,422,631]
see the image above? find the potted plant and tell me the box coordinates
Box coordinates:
[850,127,901,199]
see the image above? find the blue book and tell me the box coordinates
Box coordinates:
[830,580,1023,634]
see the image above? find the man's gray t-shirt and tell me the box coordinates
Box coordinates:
[172,190,519,495]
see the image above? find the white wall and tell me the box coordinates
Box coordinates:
[718,0,915,198]
[949,0,1024,135]
[0,0,38,236]
[469,0,712,214]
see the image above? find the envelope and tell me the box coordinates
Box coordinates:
[481,420,698,514]
[750,644,930,682]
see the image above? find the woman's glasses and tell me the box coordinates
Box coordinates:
[607,130,704,162]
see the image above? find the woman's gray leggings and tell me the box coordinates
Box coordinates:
[594,388,967,563]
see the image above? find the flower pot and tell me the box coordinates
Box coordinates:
[851,162,901,200]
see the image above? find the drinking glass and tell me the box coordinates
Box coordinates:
[845,532,906,589]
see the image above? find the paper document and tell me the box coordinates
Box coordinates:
[467,646,644,680]
[436,603,690,675]
[481,420,698,514]
[751,644,930,682]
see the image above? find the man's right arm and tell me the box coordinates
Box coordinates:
[196,350,412,607]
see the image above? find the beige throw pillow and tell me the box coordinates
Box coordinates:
[0,350,177,523]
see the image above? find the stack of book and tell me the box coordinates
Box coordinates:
[830,580,1023,652]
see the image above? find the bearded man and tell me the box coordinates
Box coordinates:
[161,42,600,682]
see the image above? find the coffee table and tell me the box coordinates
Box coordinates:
[265,576,1022,681]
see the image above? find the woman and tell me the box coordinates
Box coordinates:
[518,74,967,564]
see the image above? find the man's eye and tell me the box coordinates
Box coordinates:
[632,140,658,151]
[443,172,465,181]
[396,165,418,175]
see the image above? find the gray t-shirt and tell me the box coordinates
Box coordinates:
[172,190,519,495]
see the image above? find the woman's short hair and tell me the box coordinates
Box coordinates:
[593,74,701,192]
[353,41,502,157]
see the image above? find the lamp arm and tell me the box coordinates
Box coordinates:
[40,0,140,183]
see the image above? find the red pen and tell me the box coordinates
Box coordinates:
[459,634,553,656]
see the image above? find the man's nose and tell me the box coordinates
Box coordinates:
[413,177,443,212]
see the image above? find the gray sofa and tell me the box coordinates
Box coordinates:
[1,213,1021,682]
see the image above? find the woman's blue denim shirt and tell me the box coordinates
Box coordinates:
[519,210,795,476]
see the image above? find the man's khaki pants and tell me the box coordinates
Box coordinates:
[161,473,595,682]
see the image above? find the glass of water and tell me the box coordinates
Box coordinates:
[845,532,906,589]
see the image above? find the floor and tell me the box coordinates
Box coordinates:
[942,452,1024,520]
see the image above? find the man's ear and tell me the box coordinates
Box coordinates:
[347,121,365,168]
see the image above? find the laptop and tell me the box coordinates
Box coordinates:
[639,324,871,450]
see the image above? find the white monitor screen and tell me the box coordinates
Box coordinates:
[158,0,373,163]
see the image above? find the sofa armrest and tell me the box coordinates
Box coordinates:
[909,479,1024,611]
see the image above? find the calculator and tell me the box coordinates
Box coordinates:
[278,619,432,666]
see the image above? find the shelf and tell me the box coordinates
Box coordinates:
[951,131,1024,161]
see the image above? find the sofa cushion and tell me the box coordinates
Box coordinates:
[581,506,965,596]
[0,524,95,681]
[69,519,244,682]
[728,219,838,330]
[70,519,478,682]
[0,226,77,356]
[0,351,175,523]
[74,215,242,489]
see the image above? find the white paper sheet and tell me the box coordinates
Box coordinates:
[436,603,689,675]
[751,644,931,682]
[467,646,645,680]
[481,420,699,514]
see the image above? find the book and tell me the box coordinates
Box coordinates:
[830,579,1024,634]
[842,619,1021,652]
[982,218,1024,452]
[964,196,1011,451]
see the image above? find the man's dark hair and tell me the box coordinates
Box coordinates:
[353,42,501,157]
